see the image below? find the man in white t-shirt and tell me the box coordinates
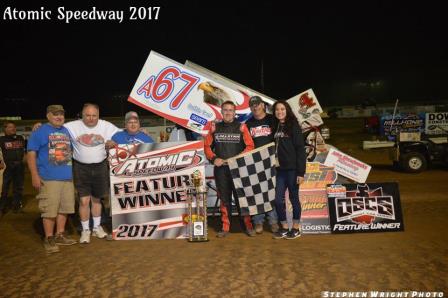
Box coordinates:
[64,103,120,244]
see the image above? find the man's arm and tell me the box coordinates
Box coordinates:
[27,151,44,190]
[240,124,255,153]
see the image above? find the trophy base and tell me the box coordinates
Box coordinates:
[188,238,209,243]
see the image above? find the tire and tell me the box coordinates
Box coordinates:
[400,152,427,173]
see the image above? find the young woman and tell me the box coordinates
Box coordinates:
[272,101,306,239]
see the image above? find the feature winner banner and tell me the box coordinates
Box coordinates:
[128,51,272,135]
[108,141,205,240]
[324,148,371,183]
[327,183,404,234]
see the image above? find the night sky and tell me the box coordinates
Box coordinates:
[1,1,447,118]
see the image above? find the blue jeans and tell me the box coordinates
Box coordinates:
[274,169,301,225]
[252,208,278,225]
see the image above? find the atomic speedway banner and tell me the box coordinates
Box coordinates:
[327,183,404,234]
[108,141,205,240]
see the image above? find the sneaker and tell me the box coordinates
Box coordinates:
[272,228,289,239]
[255,223,263,234]
[55,233,77,246]
[80,230,91,244]
[43,236,60,254]
[270,223,279,233]
[246,229,256,237]
[286,228,301,239]
[216,230,229,238]
[92,226,107,239]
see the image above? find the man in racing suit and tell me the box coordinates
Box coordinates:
[204,100,255,238]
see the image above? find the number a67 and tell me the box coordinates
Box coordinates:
[137,66,200,110]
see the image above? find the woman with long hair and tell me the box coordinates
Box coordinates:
[272,100,306,239]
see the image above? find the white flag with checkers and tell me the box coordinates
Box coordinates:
[227,143,277,216]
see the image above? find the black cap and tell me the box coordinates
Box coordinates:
[249,96,263,107]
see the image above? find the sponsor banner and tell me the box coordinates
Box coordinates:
[285,162,336,234]
[302,162,337,190]
[108,141,205,240]
[379,113,425,138]
[300,189,331,234]
[128,51,272,135]
[324,148,371,183]
[425,112,448,135]
[287,89,324,131]
[327,183,404,234]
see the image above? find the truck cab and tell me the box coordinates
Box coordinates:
[391,132,448,172]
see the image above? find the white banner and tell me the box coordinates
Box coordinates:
[323,148,371,183]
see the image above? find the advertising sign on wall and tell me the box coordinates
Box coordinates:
[425,112,448,135]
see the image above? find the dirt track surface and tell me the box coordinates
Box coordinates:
[0,119,447,297]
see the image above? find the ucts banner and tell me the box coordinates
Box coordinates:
[128,51,271,135]
[108,141,205,240]
[327,183,404,234]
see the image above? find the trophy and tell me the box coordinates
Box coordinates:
[187,170,208,242]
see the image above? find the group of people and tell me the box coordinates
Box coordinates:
[205,96,306,240]
[0,103,153,254]
[0,95,306,254]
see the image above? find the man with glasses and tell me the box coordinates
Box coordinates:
[112,111,154,145]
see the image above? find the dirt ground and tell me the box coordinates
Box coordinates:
[0,118,447,297]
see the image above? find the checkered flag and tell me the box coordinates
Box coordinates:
[227,143,276,216]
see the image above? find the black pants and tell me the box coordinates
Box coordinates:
[0,162,24,210]
[214,165,252,232]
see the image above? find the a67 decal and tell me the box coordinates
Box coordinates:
[137,66,200,110]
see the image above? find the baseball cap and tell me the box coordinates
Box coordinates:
[125,111,139,122]
[249,96,263,107]
[47,105,65,114]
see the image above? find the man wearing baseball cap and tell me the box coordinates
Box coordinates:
[111,111,154,144]
[27,105,77,254]
[246,96,279,234]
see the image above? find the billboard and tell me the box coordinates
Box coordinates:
[379,113,425,138]
[425,112,448,135]
[108,141,205,240]
[327,183,404,234]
